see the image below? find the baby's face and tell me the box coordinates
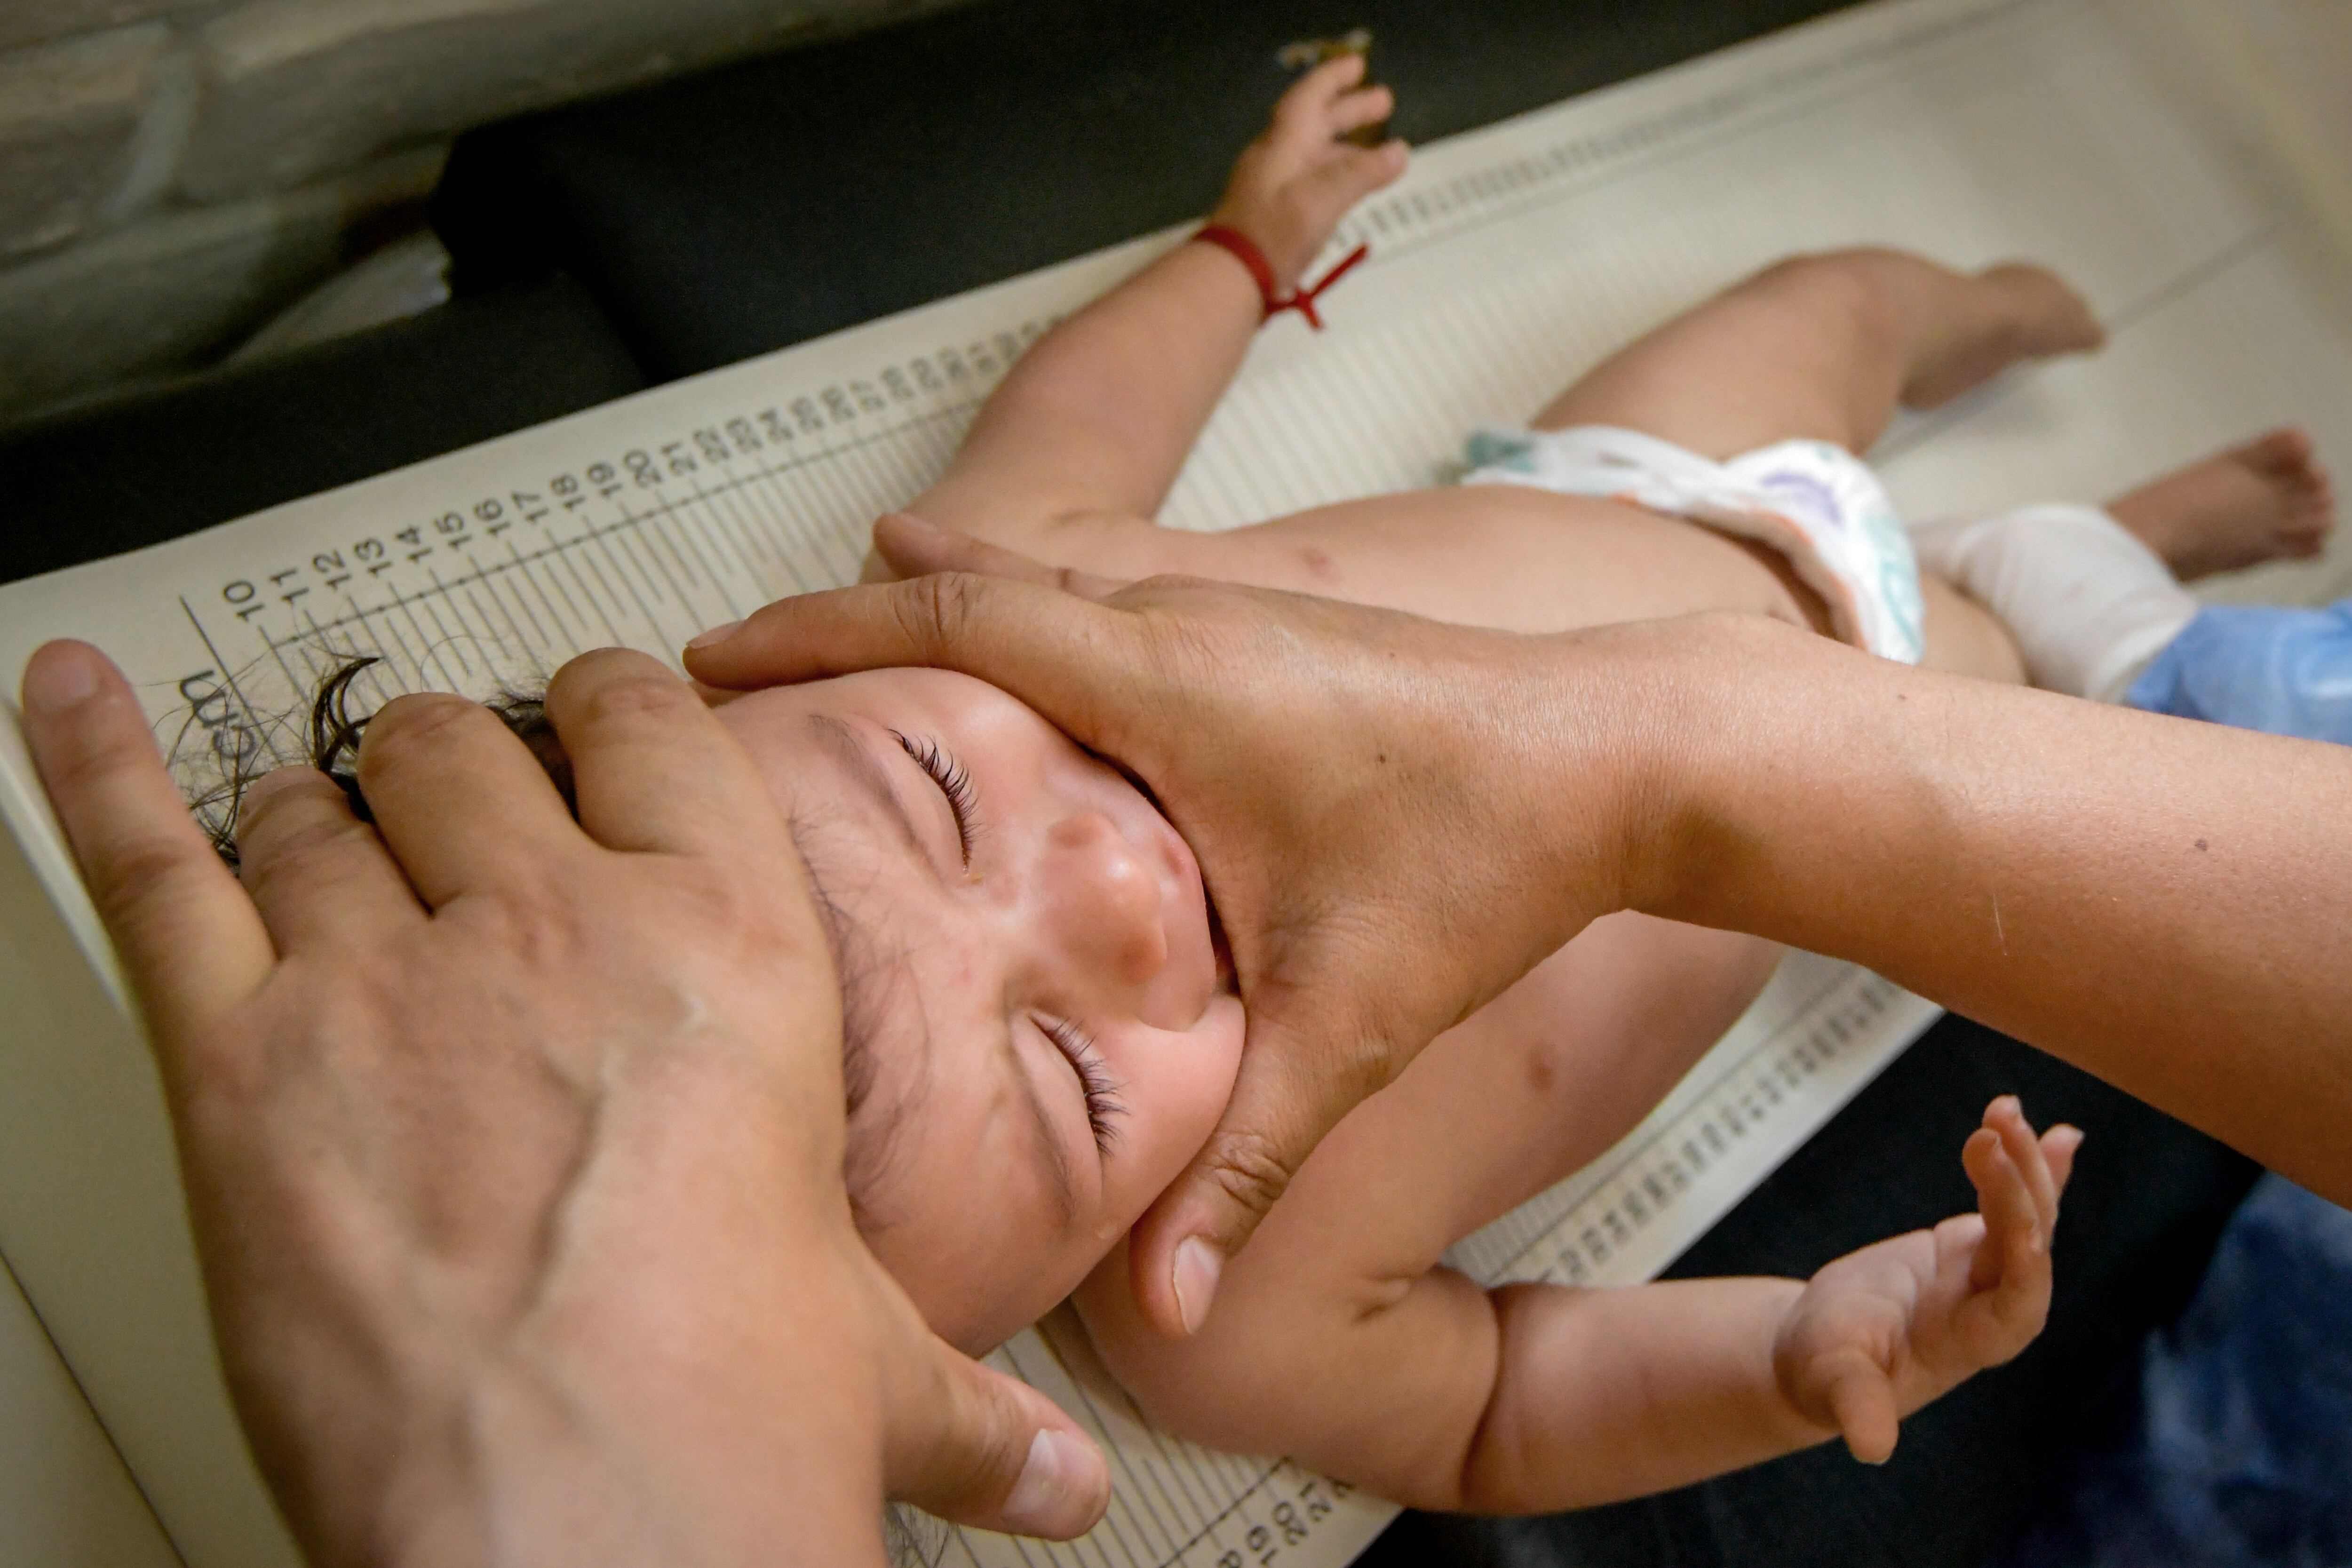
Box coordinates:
[716,671,1243,1351]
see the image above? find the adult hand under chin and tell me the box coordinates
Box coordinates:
[686,512,1669,1341]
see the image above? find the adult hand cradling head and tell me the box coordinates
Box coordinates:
[686,512,1672,1339]
[18,638,1111,1562]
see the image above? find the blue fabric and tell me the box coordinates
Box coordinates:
[2004,1177,2352,1567]
[2123,601,2352,744]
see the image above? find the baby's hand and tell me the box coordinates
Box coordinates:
[1773,1097,2082,1464]
[1209,53,1407,291]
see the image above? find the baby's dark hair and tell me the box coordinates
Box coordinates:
[192,655,913,1227]
[195,657,566,869]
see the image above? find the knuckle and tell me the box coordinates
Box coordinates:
[357,692,480,771]
[237,786,370,883]
[574,666,700,733]
[465,878,592,972]
[1200,1127,1301,1225]
[901,571,985,664]
[91,834,213,937]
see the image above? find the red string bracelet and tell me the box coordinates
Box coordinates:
[1194,223,1370,331]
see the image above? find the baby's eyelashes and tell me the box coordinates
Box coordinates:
[1040,1013,1128,1154]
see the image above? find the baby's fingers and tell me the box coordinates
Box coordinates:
[1989,1097,2066,1235]
[1326,83,1395,142]
[2042,1123,2083,1196]
[1274,53,1367,135]
[1298,140,1408,217]
[1963,1125,2042,1294]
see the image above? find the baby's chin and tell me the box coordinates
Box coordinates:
[885,1230,1112,1357]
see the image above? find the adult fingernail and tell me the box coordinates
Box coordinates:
[21,643,102,715]
[1001,1428,1100,1539]
[1173,1237,1224,1336]
[685,620,742,650]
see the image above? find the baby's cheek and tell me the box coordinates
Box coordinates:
[1107,997,1247,1221]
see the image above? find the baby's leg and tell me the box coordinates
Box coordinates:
[1532,249,2102,683]
[1535,247,2104,456]
[2106,427,2335,581]
[1917,427,2340,703]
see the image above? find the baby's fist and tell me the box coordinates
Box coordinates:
[1773,1098,2081,1464]
[1210,54,1407,290]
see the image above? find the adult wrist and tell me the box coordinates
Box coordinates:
[1549,613,1808,929]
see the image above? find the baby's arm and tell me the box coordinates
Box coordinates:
[890,57,1403,556]
[1083,1099,2076,1512]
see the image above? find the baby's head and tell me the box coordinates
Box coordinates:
[215,660,1242,1353]
[714,671,1244,1352]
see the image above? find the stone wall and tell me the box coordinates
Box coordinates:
[0,0,962,418]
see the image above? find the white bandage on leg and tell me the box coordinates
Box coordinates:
[1910,504,2199,702]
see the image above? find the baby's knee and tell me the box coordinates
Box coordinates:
[1740,248,1920,341]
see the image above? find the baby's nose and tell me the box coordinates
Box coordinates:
[1040,812,1168,985]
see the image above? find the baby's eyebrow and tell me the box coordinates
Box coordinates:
[803,715,939,879]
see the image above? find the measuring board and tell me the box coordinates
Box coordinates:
[1,0,2348,1564]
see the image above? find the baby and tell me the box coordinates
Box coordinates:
[273,58,2334,1510]
[697,60,2338,1506]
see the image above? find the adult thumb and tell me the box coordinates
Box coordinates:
[884,1331,1110,1539]
[1128,999,1389,1337]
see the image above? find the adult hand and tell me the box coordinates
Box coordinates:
[686,514,1656,1338]
[18,638,1109,1567]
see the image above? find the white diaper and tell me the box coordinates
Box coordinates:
[1461,424,1928,664]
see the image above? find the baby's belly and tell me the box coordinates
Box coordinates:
[1201,486,1822,638]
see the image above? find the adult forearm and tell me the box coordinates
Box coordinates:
[1624,614,2352,1201]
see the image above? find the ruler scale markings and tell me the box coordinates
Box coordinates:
[669,486,747,594]
[603,520,675,608]
[581,528,673,649]
[628,495,700,593]
[491,556,557,652]
[698,479,781,591]
[707,481,791,593]
[627,507,705,621]
[381,581,467,691]
[699,482,776,573]
[454,571,529,668]
[407,584,476,682]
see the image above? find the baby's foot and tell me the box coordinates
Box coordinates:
[2107,427,2337,581]
[1902,264,2106,410]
